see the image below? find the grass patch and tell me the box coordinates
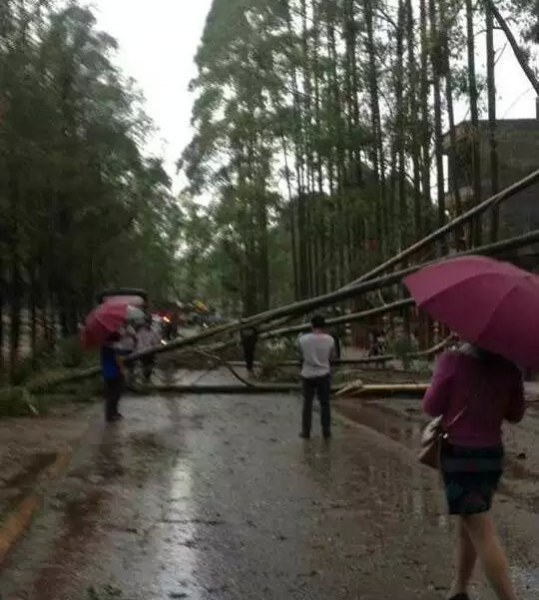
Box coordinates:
[87,585,123,600]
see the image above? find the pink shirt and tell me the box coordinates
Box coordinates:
[422,349,525,447]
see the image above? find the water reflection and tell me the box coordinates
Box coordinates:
[156,457,203,599]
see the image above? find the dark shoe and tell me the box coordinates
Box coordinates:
[323,432,331,440]
[448,594,470,600]
[299,432,310,440]
[107,413,123,423]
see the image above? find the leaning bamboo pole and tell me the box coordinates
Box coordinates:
[229,335,452,368]
[262,299,414,339]
[148,382,429,397]
[257,228,539,341]
[343,168,539,287]
[30,228,539,392]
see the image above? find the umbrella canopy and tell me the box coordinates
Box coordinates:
[81,303,144,349]
[102,294,146,308]
[404,255,539,368]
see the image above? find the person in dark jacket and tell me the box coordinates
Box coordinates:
[101,332,125,423]
[240,326,259,375]
[331,329,342,360]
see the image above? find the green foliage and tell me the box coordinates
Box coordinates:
[258,339,297,380]
[0,386,37,417]
[58,337,86,369]
[87,585,123,600]
[0,0,183,382]
[391,334,419,371]
[182,0,537,314]
[8,356,38,387]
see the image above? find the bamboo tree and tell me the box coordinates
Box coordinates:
[466,0,482,246]
[406,0,423,240]
[430,0,447,253]
[486,1,500,241]
[419,0,432,233]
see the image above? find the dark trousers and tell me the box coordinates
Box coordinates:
[104,376,124,421]
[302,375,331,437]
[242,339,257,371]
[141,356,156,383]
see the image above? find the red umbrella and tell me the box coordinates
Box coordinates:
[404,255,539,368]
[81,303,144,349]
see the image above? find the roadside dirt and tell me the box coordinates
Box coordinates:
[0,404,95,520]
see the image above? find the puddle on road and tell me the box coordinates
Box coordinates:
[33,489,106,600]
[335,400,423,447]
[300,438,447,530]
[155,457,203,598]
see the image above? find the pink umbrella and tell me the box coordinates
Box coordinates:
[404,255,539,368]
[80,303,144,349]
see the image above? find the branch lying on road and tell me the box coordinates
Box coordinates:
[147,383,429,397]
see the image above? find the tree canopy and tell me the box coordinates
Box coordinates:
[181,0,539,316]
[0,0,181,377]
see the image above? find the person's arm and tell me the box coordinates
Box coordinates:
[505,368,525,423]
[329,337,336,362]
[422,353,455,418]
[296,335,304,363]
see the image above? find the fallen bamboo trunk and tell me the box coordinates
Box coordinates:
[142,227,539,361]
[32,228,539,391]
[336,382,429,397]
[229,336,451,368]
[344,168,539,287]
[262,299,414,339]
[258,228,539,341]
[147,383,429,397]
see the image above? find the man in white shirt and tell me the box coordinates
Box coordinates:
[297,315,335,439]
[136,318,160,383]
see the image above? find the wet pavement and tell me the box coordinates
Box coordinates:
[1,370,539,599]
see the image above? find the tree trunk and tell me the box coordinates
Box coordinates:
[364,0,386,254]
[406,0,423,240]
[419,0,432,233]
[430,0,446,253]
[466,0,482,246]
[395,0,407,251]
[485,0,539,96]
[486,1,500,241]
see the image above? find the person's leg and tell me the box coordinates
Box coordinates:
[447,517,477,599]
[245,341,255,372]
[111,376,124,418]
[462,513,517,600]
[317,375,332,438]
[301,378,315,438]
[104,379,116,422]
[142,358,153,383]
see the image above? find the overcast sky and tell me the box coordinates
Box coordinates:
[91,2,536,194]
[92,0,213,190]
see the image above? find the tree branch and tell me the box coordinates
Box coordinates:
[485,0,539,96]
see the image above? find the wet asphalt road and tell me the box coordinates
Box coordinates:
[1,370,538,600]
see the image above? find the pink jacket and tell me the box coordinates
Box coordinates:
[423,349,525,447]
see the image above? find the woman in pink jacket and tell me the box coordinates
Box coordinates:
[423,343,525,600]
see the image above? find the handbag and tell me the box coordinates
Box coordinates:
[419,407,468,470]
[418,416,444,469]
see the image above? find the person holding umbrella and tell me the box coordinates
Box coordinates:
[101,331,125,423]
[81,302,144,423]
[405,256,532,600]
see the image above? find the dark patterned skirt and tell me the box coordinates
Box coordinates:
[440,441,504,515]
